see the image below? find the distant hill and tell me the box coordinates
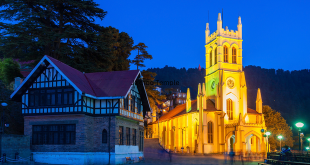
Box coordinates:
[147,65,310,128]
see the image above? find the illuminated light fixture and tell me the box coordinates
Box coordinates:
[308,138,310,142]
[306,147,310,150]
[296,122,304,128]
[278,135,283,139]
[266,132,271,136]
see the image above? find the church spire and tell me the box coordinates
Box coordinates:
[217,13,222,35]
[256,88,262,113]
[186,88,191,112]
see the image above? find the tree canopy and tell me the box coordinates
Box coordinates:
[141,70,166,113]
[0,58,22,85]
[263,105,294,151]
[0,0,134,72]
[132,43,152,70]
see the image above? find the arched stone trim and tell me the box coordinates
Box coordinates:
[244,130,262,140]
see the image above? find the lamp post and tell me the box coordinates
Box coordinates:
[308,138,310,148]
[278,135,283,151]
[295,122,304,152]
[266,131,271,153]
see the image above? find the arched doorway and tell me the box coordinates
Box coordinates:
[245,134,261,153]
[227,135,235,152]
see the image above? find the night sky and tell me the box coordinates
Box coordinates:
[98,0,310,71]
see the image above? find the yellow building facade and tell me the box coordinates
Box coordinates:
[149,13,267,154]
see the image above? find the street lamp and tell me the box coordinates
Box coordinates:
[266,131,271,153]
[296,122,304,152]
[278,135,283,151]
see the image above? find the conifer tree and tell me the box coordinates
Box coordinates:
[0,0,133,72]
[132,43,152,70]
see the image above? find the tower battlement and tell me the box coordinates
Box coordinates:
[205,13,242,44]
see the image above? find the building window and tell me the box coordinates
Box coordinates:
[102,129,107,143]
[227,99,233,120]
[209,50,213,67]
[131,96,135,112]
[215,47,217,64]
[119,126,123,145]
[251,138,253,144]
[137,98,141,114]
[133,129,136,145]
[208,121,213,143]
[126,127,130,145]
[32,124,75,145]
[232,47,237,64]
[224,46,228,62]
[124,96,129,110]
[29,88,74,108]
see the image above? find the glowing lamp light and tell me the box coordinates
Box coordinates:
[278,135,283,139]
[296,122,304,128]
[1,103,7,107]
[308,138,310,142]
[307,147,310,150]
[266,132,271,136]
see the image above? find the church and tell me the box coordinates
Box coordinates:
[148,13,267,154]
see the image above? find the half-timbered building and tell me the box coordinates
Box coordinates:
[10,55,150,164]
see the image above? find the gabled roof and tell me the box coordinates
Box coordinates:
[247,108,259,114]
[158,99,221,122]
[10,56,149,111]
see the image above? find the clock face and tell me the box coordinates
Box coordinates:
[227,79,235,89]
[211,81,215,89]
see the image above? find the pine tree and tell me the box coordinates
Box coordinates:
[132,43,152,70]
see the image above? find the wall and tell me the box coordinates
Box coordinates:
[1,134,31,159]
[24,114,116,152]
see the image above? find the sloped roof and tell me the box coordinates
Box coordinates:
[11,55,144,100]
[158,99,221,122]
[85,70,138,97]
[247,108,259,114]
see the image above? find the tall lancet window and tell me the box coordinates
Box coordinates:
[227,99,233,120]
[214,47,217,65]
[209,50,213,67]
[224,46,228,62]
[208,121,213,143]
[232,47,237,64]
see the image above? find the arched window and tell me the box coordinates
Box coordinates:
[208,121,213,143]
[232,47,237,64]
[209,50,213,67]
[224,45,228,62]
[227,99,233,120]
[102,129,107,143]
[214,47,217,65]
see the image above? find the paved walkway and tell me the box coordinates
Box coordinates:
[142,154,263,165]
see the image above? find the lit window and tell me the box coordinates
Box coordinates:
[232,47,237,64]
[227,99,233,120]
[208,121,213,143]
[224,46,228,62]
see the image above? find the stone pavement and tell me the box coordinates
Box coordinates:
[142,154,263,165]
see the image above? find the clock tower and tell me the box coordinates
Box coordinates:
[204,13,247,121]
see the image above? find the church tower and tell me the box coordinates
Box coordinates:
[204,13,247,122]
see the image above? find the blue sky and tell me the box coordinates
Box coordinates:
[97,0,310,71]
